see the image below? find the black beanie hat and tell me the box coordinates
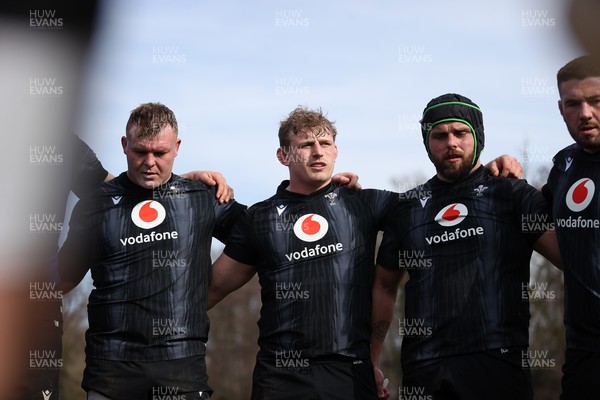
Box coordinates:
[420,93,485,166]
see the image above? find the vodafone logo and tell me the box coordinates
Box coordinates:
[427,203,483,245]
[131,200,166,229]
[120,200,177,247]
[566,178,595,212]
[434,203,468,227]
[293,214,328,242]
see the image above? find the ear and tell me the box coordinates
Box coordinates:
[174,138,181,157]
[558,99,564,118]
[121,136,128,154]
[276,147,289,166]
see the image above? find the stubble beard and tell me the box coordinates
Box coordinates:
[570,127,600,153]
[433,153,474,182]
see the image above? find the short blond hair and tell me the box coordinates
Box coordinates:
[126,102,179,139]
[278,106,337,147]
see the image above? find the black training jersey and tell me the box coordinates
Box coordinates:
[32,135,108,321]
[58,172,245,362]
[543,144,600,352]
[377,166,549,365]
[224,181,397,359]
[71,134,109,199]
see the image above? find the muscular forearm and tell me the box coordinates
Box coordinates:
[208,253,256,309]
[371,287,398,365]
[370,265,403,365]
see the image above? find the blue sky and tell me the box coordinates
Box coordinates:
[77,0,582,206]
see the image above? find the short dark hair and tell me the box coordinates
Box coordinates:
[278,106,337,147]
[126,102,179,139]
[557,55,600,94]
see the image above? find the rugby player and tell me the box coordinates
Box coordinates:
[543,55,600,399]
[372,93,562,400]
[58,102,245,399]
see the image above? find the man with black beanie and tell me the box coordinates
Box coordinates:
[371,93,562,399]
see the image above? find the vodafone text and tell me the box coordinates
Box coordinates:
[120,231,179,247]
[285,242,343,261]
[425,227,484,245]
[555,216,600,229]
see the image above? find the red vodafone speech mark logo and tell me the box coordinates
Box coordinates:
[566,178,595,212]
[293,214,329,242]
[131,200,166,229]
[434,203,468,227]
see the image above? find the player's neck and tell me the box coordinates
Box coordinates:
[286,179,331,195]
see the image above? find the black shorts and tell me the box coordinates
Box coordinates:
[83,355,211,400]
[401,347,533,400]
[560,349,600,400]
[15,307,63,400]
[251,354,378,400]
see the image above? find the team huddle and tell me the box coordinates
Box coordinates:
[40,55,600,399]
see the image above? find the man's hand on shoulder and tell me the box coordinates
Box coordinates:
[332,172,362,190]
[181,170,234,203]
[485,154,523,179]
